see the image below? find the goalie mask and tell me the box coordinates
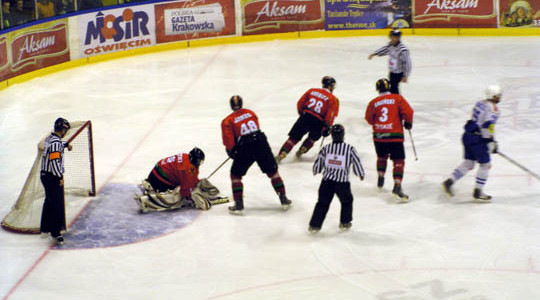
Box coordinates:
[189,147,205,168]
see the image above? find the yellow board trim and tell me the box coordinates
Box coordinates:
[1,28,538,91]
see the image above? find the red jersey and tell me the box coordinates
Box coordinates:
[297,88,339,126]
[221,108,261,151]
[365,92,414,142]
[151,153,199,197]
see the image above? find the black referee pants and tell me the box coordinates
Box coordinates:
[389,72,403,94]
[309,180,353,229]
[40,172,66,237]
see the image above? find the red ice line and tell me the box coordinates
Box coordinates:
[1,46,226,300]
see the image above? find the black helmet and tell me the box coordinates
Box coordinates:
[389,29,402,37]
[189,147,205,168]
[54,117,70,132]
[230,95,243,111]
[376,78,390,93]
[322,76,336,89]
[331,124,345,142]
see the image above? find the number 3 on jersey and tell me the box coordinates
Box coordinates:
[308,98,324,113]
[240,120,259,135]
[379,107,389,122]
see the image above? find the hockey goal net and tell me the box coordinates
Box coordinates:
[1,121,96,234]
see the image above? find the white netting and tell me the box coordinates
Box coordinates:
[1,121,95,234]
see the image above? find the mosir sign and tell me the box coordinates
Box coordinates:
[243,0,324,35]
[413,0,497,27]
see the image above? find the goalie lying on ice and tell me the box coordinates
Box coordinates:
[134,148,228,212]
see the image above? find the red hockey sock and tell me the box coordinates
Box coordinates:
[279,138,298,155]
[231,175,243,202]
[377,156,388,176]
[300,138,315,152]
[393,159,405,184]
[268,172,286,195]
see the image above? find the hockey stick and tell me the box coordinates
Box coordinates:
[209,197,230,205]
[498,152,540,180]
[407,130,418,161]
[319,136,326,150]
[207,157,230,179]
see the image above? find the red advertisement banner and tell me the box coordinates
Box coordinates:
[413,0,497,28]
[155,0,236,44]
[0,37,9,81]
[1,21,70,82]
[500,0,540,28]
[242,0,324,35]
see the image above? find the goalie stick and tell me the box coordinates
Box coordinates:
[497,152,540,180]
[209,197,230,205]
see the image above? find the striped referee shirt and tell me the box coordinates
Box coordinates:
[373,42,412,77]
[313,142,365,183]
[40,133,65,178]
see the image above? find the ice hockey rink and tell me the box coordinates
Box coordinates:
[1,35,539,299]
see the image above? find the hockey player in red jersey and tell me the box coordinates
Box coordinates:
[222,95,292,214]
[275,76,340,163]
[365,78,414,202]
[135,148,219,212]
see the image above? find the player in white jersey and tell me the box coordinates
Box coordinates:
[442,85,502,202]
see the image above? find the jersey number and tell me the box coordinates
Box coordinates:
[379,107,389,122]
[240,120,259,135]
[308,98,324,114]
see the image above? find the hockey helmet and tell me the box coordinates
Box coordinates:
[389,29,402,37]
[331,124,345,142]
[230,95,243,111]
[486,85,502,101]
[54,117,71,132]
[322,76,336,89]
[189,147,205,168]
[376,78,390,93]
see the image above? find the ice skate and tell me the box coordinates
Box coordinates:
[392,184,409,203]
[442,179,454,197]
[377,175,384,189]
[279,194,292,211]
[473,188,491,203]
[295,146,307,158]
[339,223,352,230]
[55,236,64,246]
[228,200,244,215]
[308,226,320,233]
[275,152,287,163]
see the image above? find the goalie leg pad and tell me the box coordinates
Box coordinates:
[191,190,212,210]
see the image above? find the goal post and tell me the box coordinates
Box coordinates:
[1,120,96,234]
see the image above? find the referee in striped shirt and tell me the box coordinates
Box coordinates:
[309,124,364,232]
[40,117,72,245]
[368,29,412,94]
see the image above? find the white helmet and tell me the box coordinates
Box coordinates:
[486,85,502,100]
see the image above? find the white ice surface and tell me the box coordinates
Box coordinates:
[1,36,540,300]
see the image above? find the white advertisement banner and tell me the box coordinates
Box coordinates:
[79,5,156,57]
[164,3,225,36]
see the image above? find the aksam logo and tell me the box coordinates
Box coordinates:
[85,8,150,45]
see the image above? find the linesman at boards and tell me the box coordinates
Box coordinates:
[40,117,72,245]
[368,29,412,95]
[309,124,365,233]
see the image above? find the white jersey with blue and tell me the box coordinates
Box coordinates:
[470,100,500,139]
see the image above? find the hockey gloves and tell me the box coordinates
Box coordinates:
[488,141,498,154]
[321,126,331,137]
[226,148,237,159]
[404,121,413,130]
